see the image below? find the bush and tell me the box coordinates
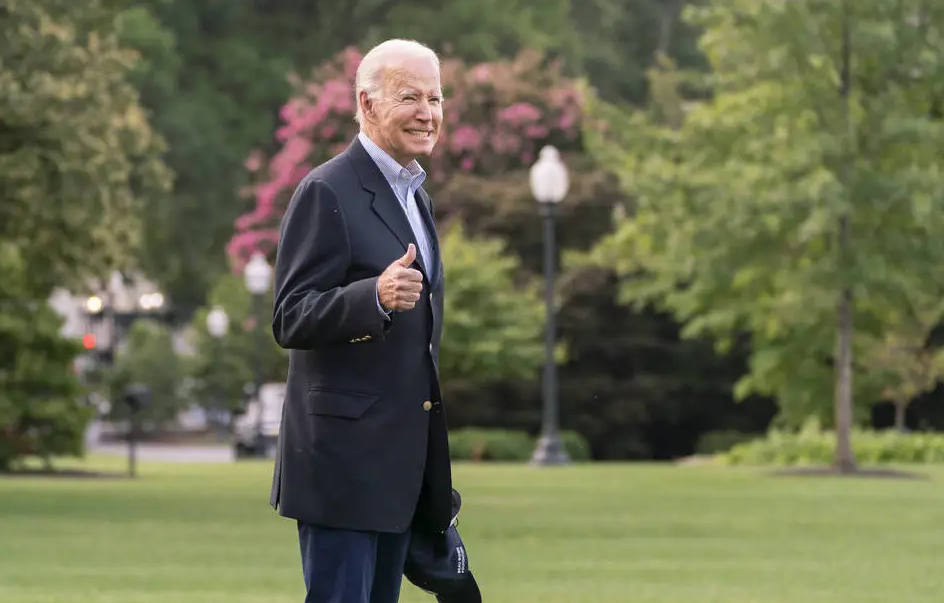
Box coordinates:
[449,428,592,462]
[720,421,944,466]
[695,429,759,455]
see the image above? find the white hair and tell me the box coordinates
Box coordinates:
[354,39,440,127]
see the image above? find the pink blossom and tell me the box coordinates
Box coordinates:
[470,65,491,82]
[498,102,541,125]
[343,48,363,80]
[449,125,481,153]
[558,109,577,131]
[228,46,587,266]
[226,230,280,271]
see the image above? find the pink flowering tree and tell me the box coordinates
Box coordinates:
[227,47,585,268]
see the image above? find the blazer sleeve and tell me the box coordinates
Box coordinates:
[271,177,389,349]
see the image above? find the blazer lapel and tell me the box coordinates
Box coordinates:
[346,137,436,283]
[415,187,441,287]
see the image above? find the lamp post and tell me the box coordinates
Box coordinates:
[206,306,229,439]
[528,145,571,466]
[243,252,272,457]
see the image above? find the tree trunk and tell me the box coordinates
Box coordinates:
[834,4,857,474]
[894,399,908,432]
[834,281,857,473]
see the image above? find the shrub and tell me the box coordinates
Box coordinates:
[720,421,944,466]
[695,429,759,455]
[449,427,592,462]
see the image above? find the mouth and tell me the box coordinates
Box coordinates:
[405,130,432,139]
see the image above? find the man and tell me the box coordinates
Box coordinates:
[269,39,453,603]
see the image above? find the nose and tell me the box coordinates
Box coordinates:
[415,99,433,121]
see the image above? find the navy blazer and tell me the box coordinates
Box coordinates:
[269,137,452,536]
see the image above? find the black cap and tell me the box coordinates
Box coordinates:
[404,489,482,602]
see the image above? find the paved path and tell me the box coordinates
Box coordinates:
[90,443,235,464]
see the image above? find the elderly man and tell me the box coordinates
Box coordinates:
[269,38,453,603]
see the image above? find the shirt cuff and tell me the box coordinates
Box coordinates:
[376,289,392,319]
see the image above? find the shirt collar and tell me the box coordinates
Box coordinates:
[357,132,426,195]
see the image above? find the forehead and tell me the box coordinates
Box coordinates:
[383,55,441,93]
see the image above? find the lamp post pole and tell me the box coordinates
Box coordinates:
[244,252,273,458]
[529,146,571,466]
[206,306,229,440]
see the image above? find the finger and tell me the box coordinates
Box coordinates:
[403,268,423,282]
[399,281,423,294]
[396,244,417,268]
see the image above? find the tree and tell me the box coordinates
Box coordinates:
[185,272,289,418]
[0,246,90,472]
[0,0,170,469]
[569,0,707,105]
[861,293,944,432]
[105,320,187,431]
[115,0,582,318]
[584,0,944,472]
[438,222,549,387]
[0,0,170,294]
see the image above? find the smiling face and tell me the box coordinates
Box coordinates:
[359,54,443,167]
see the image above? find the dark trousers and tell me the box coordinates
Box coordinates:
[297,521,412,603]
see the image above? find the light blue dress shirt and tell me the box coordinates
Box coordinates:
[358,132,434,316]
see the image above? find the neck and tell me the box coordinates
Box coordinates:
[360,128,410,167]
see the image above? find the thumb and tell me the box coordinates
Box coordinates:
[397,244,416,267]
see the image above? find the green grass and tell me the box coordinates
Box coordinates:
[2,457,944,603]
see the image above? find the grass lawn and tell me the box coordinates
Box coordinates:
[2,456,943,603]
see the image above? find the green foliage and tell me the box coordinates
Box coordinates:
[694,429,758,455]
[184,273,288,414]
[105,320,186,430]
[117,0,586,317]
[448,427,592,462]
[116,0,298,317]
[722,419,944,466]
[380,0,579,64]
[570,0,708,104]
[0,245,90,471]
[439,222,553,385]
[584,0,944,426]
[0,0,171,295]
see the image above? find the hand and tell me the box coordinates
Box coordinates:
[377,244,423,311]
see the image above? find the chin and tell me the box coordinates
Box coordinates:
[406,141,437,157]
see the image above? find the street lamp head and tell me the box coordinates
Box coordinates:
[206,306,229,338]
[244,252,272,295]
[138,292,165,311]
[86,295,104,314]
[529,145,569,205]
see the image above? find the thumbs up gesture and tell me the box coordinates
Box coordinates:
[377,244,424,311]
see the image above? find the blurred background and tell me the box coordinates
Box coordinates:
[4,1,944,602]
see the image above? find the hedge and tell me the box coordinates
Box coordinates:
[448,428,592,462]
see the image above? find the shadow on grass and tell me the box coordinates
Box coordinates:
[770,466,930,480]
[0,468,130,479]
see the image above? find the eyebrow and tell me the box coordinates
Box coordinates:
[397,88,443,98]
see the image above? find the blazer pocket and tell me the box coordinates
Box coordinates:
[307,388,378,419]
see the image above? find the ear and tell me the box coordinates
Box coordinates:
[359,90,375,121]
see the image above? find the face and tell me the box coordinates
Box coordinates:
[360,54,443,166]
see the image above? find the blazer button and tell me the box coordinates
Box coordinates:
[423,400,432,411]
